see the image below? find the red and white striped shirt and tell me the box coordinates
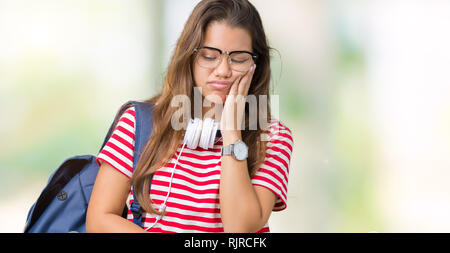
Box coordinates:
[96,106,293,233]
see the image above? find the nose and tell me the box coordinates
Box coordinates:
[214,54,232,77]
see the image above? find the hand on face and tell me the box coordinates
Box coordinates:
[220,64,256,133]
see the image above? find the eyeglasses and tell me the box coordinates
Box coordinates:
[194,46,258,72]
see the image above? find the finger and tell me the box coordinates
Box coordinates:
[238,64,256,96]
[229,75,241,96]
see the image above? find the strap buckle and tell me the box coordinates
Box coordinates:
[130,201,142,219]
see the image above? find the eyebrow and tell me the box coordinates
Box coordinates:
[202,45,254,55]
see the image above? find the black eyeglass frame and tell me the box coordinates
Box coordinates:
[193,46,259,63]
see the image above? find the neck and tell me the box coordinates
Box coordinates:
[202,103,218,121]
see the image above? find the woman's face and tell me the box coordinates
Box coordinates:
[193,21,253,105]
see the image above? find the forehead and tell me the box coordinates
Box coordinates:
[203,21,252,52]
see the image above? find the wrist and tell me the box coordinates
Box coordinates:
[221,130,242,146]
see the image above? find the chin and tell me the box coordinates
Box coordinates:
[204,91,227,105]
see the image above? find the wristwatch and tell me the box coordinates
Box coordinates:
[221,140,249,161]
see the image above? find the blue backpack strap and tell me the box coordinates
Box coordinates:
[126,101,155,227]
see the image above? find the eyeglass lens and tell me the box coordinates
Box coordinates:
[196,48,253,72]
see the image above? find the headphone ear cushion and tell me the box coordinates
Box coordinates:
[184,118,193,144]
[199,118,214,149]
[184,118,196,148]
[188,118,203,149]
[208,121,219,149]
[185,117,218,150]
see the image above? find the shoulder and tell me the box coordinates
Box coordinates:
[96,105,137,179]
[267,119,292,135]
[117,106,136,128]
[252,118,293,212]
[265,119,293,150]
[122,106,136,119]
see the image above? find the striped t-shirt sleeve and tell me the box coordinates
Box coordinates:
[251,120,293,211]
[96,106,136,179]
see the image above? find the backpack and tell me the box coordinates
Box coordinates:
[24,100,154,233]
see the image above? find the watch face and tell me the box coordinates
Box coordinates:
[233,141,248,161]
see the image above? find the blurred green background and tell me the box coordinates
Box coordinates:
[1,0,450,232]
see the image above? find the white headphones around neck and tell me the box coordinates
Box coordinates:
[145,117,219,231]
[184,117,219,150]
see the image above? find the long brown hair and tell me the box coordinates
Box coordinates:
[131,0,273,215]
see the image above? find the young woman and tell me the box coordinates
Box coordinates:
[86,0,293,233]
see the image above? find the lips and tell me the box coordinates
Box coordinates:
[207,80,232,90]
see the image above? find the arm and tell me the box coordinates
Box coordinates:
[218,64,276,232]
[219,131,277,233]
[86,162,147,233]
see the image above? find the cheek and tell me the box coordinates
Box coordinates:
[193,64,209,88]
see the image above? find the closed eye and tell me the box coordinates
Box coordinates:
[201,55,218,61]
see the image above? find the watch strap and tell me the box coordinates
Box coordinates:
[221,144,233,156]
